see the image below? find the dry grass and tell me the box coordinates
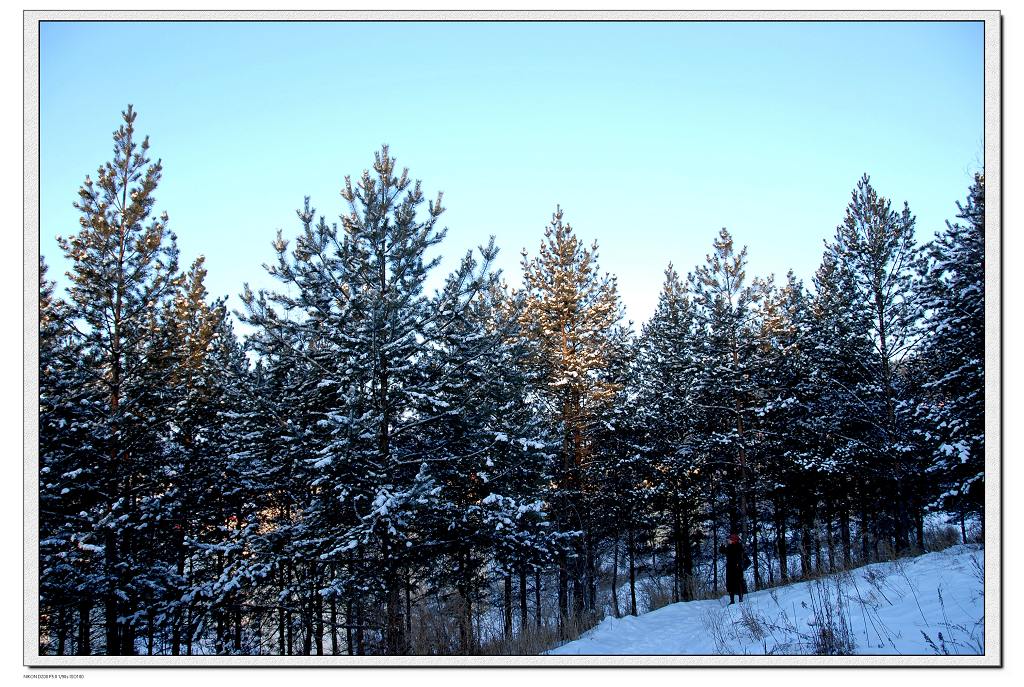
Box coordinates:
[639,577,675,613]
[806,577,856,655]
[479,611,602,656]
[924,525,963,552]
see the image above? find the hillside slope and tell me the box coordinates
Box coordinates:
[548,545,984,655]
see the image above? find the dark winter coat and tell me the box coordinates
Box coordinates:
[719,542,750,594]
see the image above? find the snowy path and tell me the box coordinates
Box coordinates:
[548,545,984,656]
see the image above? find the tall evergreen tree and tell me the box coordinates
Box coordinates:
[516,206,624,627]
[409,280,552,651]
[825,175,924,552]
[39,257,101,655]
[241,147,499,654]
[155,259,253,655]
[688,228,765,542]
[53,105,181,654]
[917,172,985,539]
[756,272,833,578]
[633,265,704,601]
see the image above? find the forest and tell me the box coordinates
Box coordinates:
[37,106,985,656]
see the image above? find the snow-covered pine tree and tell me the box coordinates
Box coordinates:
[687,228,765,544]
[491,285,560,636]
[39,257,102,655]
[240,198,371,655]
[516,206,624,628]
[632,264,704,601]
[242,147,499,654]
[580,321,634,615]
[754,271,831,579]
[332,150,499,653]
[225,335,316,656]
[412,274,551,652]
[825,175,925,553]
[601,349,655,616]
[193,308,257,655]
[916,172,985,541]
[807,246,881,565]
[151,259,254,655]
[53,106,181,655]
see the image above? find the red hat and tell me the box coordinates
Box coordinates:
[728,534,740,543]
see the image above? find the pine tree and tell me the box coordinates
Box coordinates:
[39,257,102,654]
[917,172,985,540]
[516,206,624,627]
[414,279,552,651]
[240,196,376,654]
[241,147,499,654]
[53,105,181,654]
[151,259,254,655]
[755,272,833,578]
[824,175,924,553]
[226,341,314,656]
[632,265,703,601]
[688,228,765,543]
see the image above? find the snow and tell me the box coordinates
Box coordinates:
[548,545,984,656]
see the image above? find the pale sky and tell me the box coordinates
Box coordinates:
[39,21,983,327]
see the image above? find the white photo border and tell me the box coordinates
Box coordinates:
[23,8,1002,668]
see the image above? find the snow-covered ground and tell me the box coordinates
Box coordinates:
[549,545,984,656]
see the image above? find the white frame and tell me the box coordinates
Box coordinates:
[23,9,1002,668]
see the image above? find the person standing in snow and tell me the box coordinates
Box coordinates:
[719,533,751,604]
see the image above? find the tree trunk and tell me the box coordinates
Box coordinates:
[277,562,286,655]
[519,567,528,634]
[277,589,286,655]
[751,492,761,590]
[826,500,836,572]
[314,588,324,656]
[571,552,584,620]
[185,602,193,656]
[345,599,353,655]
[104,531,120,655]
[860,487,870,564]
[215,605,226,655]
[800,504,812,577]
[385,573,404,654]
[355,599,365,656]
[672,507,681,603]
[286,586,294,657]
[871,507,881,562]
[534,569,542,629]
[77,600,91,656]
[503,574,513,639]
[628,527,637,616]
[557,554,568,632]
[55,605,68,655]
[813,514,823,575]
[611,535,620,617]
[586,537,597,613]
[330,598,338,655]
[681,512,694,602]
[840,502,852,569]
[122,614,135,656]
[146,610,154,656]
[915,499,925,551]
[776,498,789,583]
[405,572,413,644]
[461,572,474,654]
[712,516,719,594]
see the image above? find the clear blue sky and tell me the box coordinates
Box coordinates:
[39,21,984,327]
